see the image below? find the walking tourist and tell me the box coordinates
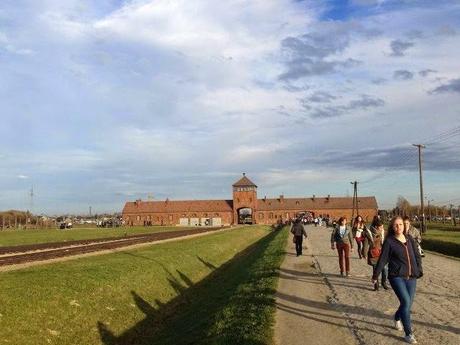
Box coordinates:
[363,219,388,290]
[352,215,366,259]
[372,216,423,344]
[403,216,424,257]
[291,218,307,256]
[330,217,354,277]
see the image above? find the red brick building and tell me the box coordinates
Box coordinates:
[122,174,378,226]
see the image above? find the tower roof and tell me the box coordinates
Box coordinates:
[232,173,257,188]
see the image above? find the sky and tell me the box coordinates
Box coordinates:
[1,0,459,214]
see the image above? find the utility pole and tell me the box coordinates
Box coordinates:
[413,144,426,233]
[427,199,434,222]
[89,206,92,218]
[350,181,359,223]
[450,204,455,226]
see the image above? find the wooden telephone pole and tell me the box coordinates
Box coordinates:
[412,144,426,233]
[350,181,359,223]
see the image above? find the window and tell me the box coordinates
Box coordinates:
[259,213,264,219]
[169,214,173,221]
[269,212,273,219]
[214,213,219,217]
[182,214,186,217]
[249,197,252,202]
[136,216,140,221]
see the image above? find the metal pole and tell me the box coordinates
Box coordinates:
[413,144,426,233]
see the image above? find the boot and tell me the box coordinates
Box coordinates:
[382,281,389,290]
[374,282,379,291]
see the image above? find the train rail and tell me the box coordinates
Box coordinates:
[0,227,225,267]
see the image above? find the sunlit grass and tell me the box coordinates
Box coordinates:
[0,225,287,345]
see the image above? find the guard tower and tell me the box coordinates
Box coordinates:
[232,173,258,224]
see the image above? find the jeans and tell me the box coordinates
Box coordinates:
[355,238,364,258]
[389,277,417,336]
[295,235,303,255]
[336,243,350,273]
[372,264,388,284]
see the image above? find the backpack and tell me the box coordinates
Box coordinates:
[370,234,382,258]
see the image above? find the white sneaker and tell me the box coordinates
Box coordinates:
[394,320,403,331]
[404,334,417,344]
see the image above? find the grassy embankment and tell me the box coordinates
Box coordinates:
[422,224,460,257]
[0,225,288,345]
[0,226,200,247]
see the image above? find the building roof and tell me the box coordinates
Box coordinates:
[232,173,257,188]
[257,196,378,211]
[122,196,378,214]
[123,199,233,214]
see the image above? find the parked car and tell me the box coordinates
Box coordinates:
[59,222,72,229]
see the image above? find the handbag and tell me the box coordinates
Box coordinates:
[370,247,381,258]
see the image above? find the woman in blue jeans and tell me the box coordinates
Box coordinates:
[373,216,423,344]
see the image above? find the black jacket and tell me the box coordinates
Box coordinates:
[373,235,423,280]
[291,223,307,237]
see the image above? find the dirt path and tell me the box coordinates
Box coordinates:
[274,225,460,345]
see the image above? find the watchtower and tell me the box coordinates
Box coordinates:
[232,173,258,224]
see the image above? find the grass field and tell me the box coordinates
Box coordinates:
[423,229,460,257]
[0,225,288,345]
[0,226,198,247]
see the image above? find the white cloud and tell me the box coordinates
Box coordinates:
[0,0,459,213]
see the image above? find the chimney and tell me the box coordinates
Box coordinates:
[326,194,330,201]
[264,195,267,202]
[135,199,141,206]
[312,194,315,201]
[165,198,169,203]
[279,195,284,203]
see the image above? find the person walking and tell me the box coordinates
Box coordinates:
[403,216,424,257]
[373,216,423,344]
[331,217,354,277]
[291,218,307,256]
[363,219,388,290]
[352,215,366,259]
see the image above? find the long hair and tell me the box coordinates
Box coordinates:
[353,215,363,228]
[371,215,380,227]
[337,216,347,226]
[388,216,404,237]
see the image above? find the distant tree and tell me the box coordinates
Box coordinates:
[394,196,412,217]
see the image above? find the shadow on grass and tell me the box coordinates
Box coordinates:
[97,229,287,345]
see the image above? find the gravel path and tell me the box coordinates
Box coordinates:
[274,225,460,345]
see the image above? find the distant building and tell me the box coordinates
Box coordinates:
[122,174,378,226]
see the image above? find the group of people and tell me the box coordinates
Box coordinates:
[329,215,424,344]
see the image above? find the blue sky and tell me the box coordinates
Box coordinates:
[1,0,459,214]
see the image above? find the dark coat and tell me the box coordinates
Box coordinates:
[290,223,307,237]
[373,235,423,280]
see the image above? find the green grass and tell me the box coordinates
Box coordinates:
[0,226,197,247]
[0,225,288,345]
[426,222,460,232]
[423,229,460,257]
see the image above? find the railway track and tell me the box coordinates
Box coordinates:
[0,227,224,267]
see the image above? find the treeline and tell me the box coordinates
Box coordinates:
[393,196,459,220]
[0,210,52,229]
